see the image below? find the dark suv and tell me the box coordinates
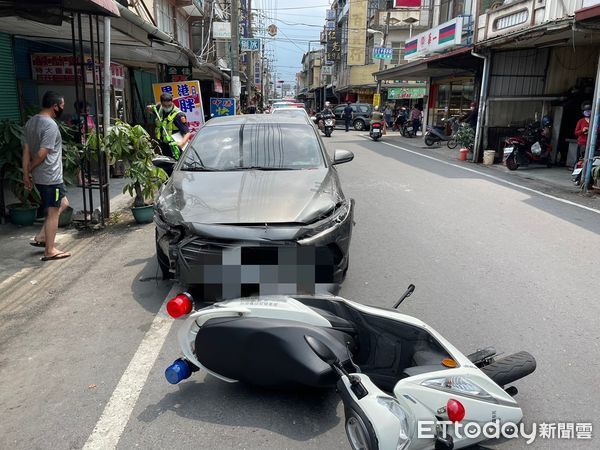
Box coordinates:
[333,103,373,131]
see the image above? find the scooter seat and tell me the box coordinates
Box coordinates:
[195,316,354,388]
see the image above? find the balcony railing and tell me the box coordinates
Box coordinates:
[369,8,432,31]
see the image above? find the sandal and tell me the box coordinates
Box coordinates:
[30,238,46,248]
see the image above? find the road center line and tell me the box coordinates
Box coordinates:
[83,284,179,450]
[367,137,600,216]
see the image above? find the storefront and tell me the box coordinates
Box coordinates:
[428,77,475,125]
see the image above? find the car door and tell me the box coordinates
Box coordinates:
[333,106,344,126]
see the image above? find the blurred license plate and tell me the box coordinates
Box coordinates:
[373,129,380,134]
[504,146,514,154]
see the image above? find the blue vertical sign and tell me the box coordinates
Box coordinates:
[210,98,236,117]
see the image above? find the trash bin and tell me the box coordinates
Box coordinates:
[459,148,469,161]
[483,150,495,165]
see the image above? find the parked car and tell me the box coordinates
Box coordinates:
[272,102,305,110]
[333,103,373,131]
[271,107,312,124]
[154,115,355,299]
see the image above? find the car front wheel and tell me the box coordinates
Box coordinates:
[155,229,173,280]
[353,119,365,131]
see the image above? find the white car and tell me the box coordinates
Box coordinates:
[271,107,312,124]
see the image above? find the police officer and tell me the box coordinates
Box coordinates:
[147,92,191,159]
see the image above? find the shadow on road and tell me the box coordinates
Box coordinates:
[138,376,341,441]
[362,137,600,234]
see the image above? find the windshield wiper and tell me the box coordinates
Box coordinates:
[180,161,218,171]
[229,166,297,171]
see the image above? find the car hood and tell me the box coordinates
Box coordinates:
[157,168,344,226]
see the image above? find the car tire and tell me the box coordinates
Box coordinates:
[155,229,173,280]
[353,119,365,131]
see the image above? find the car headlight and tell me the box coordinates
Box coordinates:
[421,376,495,402]
[313,201,350,232]
[376,397,410,450]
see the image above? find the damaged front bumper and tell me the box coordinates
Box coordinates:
[155,199,354,297]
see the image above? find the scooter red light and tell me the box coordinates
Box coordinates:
[447,399,465,422]
[166,293,193,318]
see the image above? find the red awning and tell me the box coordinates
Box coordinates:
[64,0,120,17]
[575,4,600,22]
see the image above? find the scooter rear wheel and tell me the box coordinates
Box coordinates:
[424,136,435,147]
[447,139,458,149]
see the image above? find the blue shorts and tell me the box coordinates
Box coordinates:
[36,183,66,210]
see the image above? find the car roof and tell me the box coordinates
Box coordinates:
[205,114,311,126]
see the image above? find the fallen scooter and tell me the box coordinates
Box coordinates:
[164,286,536,450]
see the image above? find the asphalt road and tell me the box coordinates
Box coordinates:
[1,130,598,450]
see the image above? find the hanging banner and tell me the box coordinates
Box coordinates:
[395,0,422,6]
[325,28,341,63]
[152,81,205,135]
[31,53,124,88]
[405,17,464,60]
[210,98,236,117]
[213,22,231,39]
[348,0,367,66]
[213,78,223,94]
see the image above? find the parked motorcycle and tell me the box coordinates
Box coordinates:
[401,121,417,138]
[369,121,383,141]
[164,287,536,450]
[503,118,553,170]
[424,117,459,149]
[572,156,600,185]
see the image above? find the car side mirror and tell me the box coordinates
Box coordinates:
[152,156,176,176]
[333,149,354,165]
[305,335,339,365]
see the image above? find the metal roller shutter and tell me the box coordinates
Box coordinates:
[0,33,20,122]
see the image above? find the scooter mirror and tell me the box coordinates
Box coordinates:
[304,335,339,365]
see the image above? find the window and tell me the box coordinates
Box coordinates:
[391,41,405,66]
[156,0,173,36]
[176,11,190,48]
[184,124,325,170]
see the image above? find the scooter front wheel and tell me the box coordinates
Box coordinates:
[447,139,458,149]
[506,155,519,170]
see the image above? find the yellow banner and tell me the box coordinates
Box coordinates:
[348,0,367,66]
[373,93,381,108]
[152,81,205,135]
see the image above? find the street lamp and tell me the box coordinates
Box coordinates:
[403,17,419,39]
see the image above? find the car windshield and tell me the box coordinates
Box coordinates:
[181,123,324,171]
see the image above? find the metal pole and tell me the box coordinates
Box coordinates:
[103,17,111,218]
[375,10,391,97]
[472,49,490,163]
[583,53,600,192]
[230,0,241,107]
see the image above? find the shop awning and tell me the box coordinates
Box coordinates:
[0,0,119,26]
[576,3,600,22]
[375,47,476,81]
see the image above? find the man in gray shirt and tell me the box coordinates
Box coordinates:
[22,91,71,261]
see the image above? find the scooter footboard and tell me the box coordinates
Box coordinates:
[481,351,536,387]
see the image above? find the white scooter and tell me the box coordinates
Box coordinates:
[164,286,536,450]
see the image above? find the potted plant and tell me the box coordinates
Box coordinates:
[454,124,475,160]
[0,120,41,226]
[106,121,167,223]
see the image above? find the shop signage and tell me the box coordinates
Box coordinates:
[210,98,236,117]
[387,87,427,99]
[213,22,231,39]
[325,20,336,30]
[153,81,205,135]
[213,78,223,94]
[31,53,124,89]
[320,65,333,75]
[240,38,261,52]
[348,0,367,66]
[254,59,261,89]
[394,0,421,6]
[166,65,192,82]
[267,24,278,36]
[326,9,335,20]
[405,17,463,60]
[373,47,393,60]
[325,28,341,63]
[373,93,381,108]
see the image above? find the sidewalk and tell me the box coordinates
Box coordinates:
[0,176,135,295]
[383,133,594,196]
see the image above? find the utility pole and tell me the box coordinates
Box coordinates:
[246,0,253,105]
[375,9,391,98]
[230,0,241,110]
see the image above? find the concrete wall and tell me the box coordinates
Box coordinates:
[545,46,599,95]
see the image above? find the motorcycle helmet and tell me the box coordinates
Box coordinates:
[542,115,552,128]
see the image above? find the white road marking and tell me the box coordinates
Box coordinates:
[367,137,600,216]
[83,285,179,450]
